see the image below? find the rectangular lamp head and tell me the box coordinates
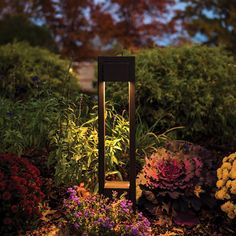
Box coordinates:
[98,56,135,82]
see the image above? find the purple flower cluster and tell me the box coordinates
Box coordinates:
[63,186,151,235]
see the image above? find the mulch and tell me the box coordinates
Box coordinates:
[148,208,235,236]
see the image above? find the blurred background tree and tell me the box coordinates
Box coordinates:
[0,0,176,60]
[0,0,235,59]
[0,14,57,51]
[91,0,176,51]
[175,0,236,55]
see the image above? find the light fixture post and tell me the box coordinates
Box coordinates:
[98,56,136,206]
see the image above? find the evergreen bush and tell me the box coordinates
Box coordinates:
[107,45,236,150]
[0,15,57,51]
[0,42,79,100]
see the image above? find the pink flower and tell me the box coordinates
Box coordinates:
[2,191,11,200]
[3,217,12,225]
[11,205,18,213]
[0,171,4,180]
[0,181,6,191]
[11,165,19,175]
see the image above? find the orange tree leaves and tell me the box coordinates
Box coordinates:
[0,0,176,60]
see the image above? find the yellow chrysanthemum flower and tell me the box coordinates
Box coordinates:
[227,212,235,219]
[231,180,236,188]
[223,156,229,163]
[232,160,236,167]
[221,201,234,212]
[228,153,236,162]
[222,162,232,170]
[230,180,236,194]
[231,187,236,194]
[229,168,236,179]
[222,169,229,179]
[226,180,232,188]
[216,180,224,188]
[215,189,227,200]
[216,152,236,219]
[217,168,223,179]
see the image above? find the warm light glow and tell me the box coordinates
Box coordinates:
[98,57,135,206]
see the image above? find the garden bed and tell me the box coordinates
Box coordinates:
[0,43,235,235]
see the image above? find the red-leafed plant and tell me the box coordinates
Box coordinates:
[0,153,45,234]
[142,148,203,194]
[138,141,217,227]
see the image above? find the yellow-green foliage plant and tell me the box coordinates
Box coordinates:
[215,152,236,219]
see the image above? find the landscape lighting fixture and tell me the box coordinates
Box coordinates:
[98,56,136,206]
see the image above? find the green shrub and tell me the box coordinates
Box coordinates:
[0,42,79,100]
[0,94,91,155]
[0,97,56,154]
[0,95,125,189]
[48,103,130,190]
[0,94,173,190]
[48,101,175,190]
[0,96,130,190]
[106,45,236,151]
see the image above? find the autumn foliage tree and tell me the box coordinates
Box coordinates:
[92,0,176,50]
[175,0,236,55]
[0,0,176,60]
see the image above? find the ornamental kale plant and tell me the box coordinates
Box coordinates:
[0,153,45,234]
[63,185,151,236]
[142,148,202,193]
[138,141,217,226]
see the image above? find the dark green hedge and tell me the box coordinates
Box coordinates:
[0,42,79,100]
[106,45,236,151]
[0,15,57,51]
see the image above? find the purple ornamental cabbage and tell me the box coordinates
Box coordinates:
[142,148,203,191]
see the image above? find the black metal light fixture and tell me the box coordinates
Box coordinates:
[98,56,136,206]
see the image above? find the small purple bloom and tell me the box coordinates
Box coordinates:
[6,111,14,118]
[120,199,132,213]
[75,211,82,218]
[70,195,80,203]
[98,217,104,223]
[74,223,80,230]
[31,76,40,82]
[15,85,27,95]
[64,185,152,235]
[183,143,190,152]
[131,226,138,235]
[84,209,89,217]
[67,187,76,194]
